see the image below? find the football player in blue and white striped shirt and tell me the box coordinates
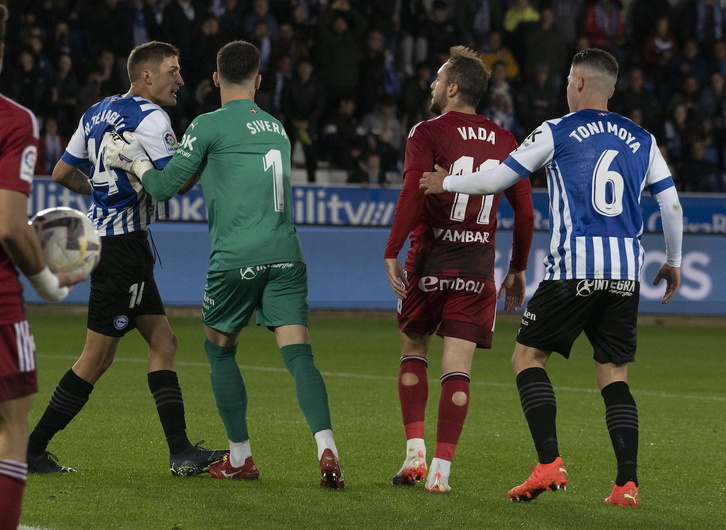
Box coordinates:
[420,48,683,507]
[27,41,225,476]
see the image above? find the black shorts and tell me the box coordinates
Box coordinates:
[516,279,640,364]
[87,230,165,337]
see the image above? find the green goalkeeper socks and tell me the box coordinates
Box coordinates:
[280,344,332,434]
[204,339,249,442]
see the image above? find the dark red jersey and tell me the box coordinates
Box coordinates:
[0,94,39,324]
[385,111,533,279]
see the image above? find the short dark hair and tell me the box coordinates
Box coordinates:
[127,41,180,82]
[217,40,260,85]
[0,5,8,44]
[571,48,618,78]
[447,45,491,108]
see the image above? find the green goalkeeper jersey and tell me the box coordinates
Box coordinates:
[142,99,304,271]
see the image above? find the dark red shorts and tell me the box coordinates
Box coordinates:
[397,272,497,349]
[0,320,38,401]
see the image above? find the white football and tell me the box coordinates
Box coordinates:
[30,207,102,276]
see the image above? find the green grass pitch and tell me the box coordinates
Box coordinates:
[20,310,725,529]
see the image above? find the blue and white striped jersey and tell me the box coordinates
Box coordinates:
[62,94,178,236]
[504,109,675,281]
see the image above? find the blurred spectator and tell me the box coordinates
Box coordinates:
[44,20,74,67]
[287,0,317,57]
[359,0,398,47]
[243,0,279,41]
[676,139,725,192]
[502,0,540,67]
[698,71,726,168]
[667,75,702,117]
[85,0,134,61]
[195,15,228,87]
[399,61,434,134]
[515,63,559,134]
[315,0,365,110]
[583,0,626,68]
[48,52,81,138]
[129,0,165,47]
[37,116,68,175]
[711,40,726,77]
[249,20,274,75]
[483,89,524,141]
[641,16,678,78]
[23,26,54,78]
[664,102,703,165]
[523,7,568,89]
[541,0,584,53]
[627,0,672,48]
[258,53,293,120]
[395,0,427,78]
[319,95,366,177]
[349,150,385,187]
[416,0,463,67]
[271,22,304,66]
[358,29,388,117]
[670,39,710,91]
[281,58,326,183]
[218,0,247,39]
[75,49,128,114]
[677,0,724,59]
[455,0,504,49]
[360,95,403,177]
[162,0,205,88]
[611,67,664,140]
[479,31,519,83]
[0,46,51,117]
[482,60,515,110]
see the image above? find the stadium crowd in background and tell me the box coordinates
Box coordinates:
[1,0,725,191]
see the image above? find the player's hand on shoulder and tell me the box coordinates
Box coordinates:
[419,164,449,194]
[102,130,154,179]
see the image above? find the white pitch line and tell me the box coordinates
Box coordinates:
[37,354,726,403]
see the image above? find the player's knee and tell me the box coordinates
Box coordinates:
[400,372,419,386]
[451,390,468,406]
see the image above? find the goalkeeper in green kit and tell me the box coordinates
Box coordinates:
[104,40,344,489]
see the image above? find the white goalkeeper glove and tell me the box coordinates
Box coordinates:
[103,131,154,180]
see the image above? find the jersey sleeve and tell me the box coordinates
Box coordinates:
[504,121,556,177]
[644,136,676,195]
[133,111,178,169]
[383,123,432,258]
[503,177,534,271]
[61,115,90,166]
[0,109,38,195]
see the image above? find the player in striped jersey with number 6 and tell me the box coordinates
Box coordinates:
[420,48,683,507]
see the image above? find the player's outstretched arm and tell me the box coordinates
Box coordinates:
[421,163,521,196]
[653,263,680,304]
[384,258,409,300]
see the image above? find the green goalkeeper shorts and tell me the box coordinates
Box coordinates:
[202,261,310,334]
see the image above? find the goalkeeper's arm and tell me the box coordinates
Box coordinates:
[104,131,193,201]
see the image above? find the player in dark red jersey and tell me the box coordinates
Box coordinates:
[384,45,534,492]
[0,5,86,527]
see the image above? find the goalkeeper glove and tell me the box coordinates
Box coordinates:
[103,131,154,179]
